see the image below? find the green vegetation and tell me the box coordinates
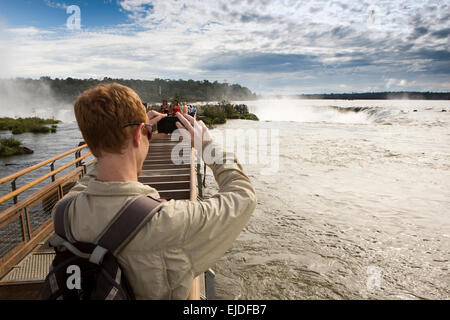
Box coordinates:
[221,103,259,121]
[202,106,227,126]
[227,113,259,121]
[0,117,60,134]
[0,138,33,157]
[201,102,259,127]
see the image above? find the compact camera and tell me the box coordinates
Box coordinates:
[157,116,179,134]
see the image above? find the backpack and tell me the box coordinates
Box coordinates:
[42,194,162,300]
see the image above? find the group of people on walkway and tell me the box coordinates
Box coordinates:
[233,104,249,114]
[158,99,197,117]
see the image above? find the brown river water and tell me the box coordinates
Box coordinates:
[204,100,449,300]
[1,99,449,299]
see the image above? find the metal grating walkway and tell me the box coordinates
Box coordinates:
[1,251,54,282]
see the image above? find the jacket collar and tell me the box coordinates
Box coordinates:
[85,179,160,198]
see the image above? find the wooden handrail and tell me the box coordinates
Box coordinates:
[0,158,96,223]
[0,166,89,279]
[0,152,92,205]
[0,144,89,185]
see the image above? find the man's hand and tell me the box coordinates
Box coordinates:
[175,112,213,149]
[147,110,167,127]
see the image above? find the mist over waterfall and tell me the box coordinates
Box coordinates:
[240,98,449,125]
[247,99,374,123]
[0,80,75,122]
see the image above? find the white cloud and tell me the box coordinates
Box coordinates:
[386,78,399,89]
[1,0,449,93]
[44,0,69,9]
[7,27,56,36]
[386,78,419,89]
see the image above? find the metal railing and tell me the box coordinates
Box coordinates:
[0,145,91,205]
[0,145,94,279]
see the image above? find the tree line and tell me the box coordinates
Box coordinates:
[11,77,258,103]
[3,77,448,102]
[290,92,450,100]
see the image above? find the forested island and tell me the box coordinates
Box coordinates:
[0,138,34,157]
[0,117,59,134]
[1,77,257,103]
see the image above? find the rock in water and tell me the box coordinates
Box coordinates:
[22,147,34,154]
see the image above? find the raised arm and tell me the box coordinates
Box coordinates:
[164,113,257,274]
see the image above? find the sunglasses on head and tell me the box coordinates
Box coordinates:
[122,123,153,141]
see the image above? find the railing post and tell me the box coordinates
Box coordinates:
[196,162,203,198]
[203,163,207,188]
[76,142,86,168]
[21,208,28,242]
[50,162,55,182]
[75,150,82,168]
[11,179,18,204]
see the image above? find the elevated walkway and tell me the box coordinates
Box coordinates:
[0,135,211,299]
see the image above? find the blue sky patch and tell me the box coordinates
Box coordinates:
[0,0,130,29]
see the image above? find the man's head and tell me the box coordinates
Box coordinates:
[74,83,149,163]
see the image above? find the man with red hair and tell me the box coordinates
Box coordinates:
[57,83,257,300]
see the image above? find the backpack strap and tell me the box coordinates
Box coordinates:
[88,196,162,265]
[53,193,78,243]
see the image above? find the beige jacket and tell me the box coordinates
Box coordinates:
[57,143,257,299]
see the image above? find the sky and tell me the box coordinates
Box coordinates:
[0,0,449,95]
